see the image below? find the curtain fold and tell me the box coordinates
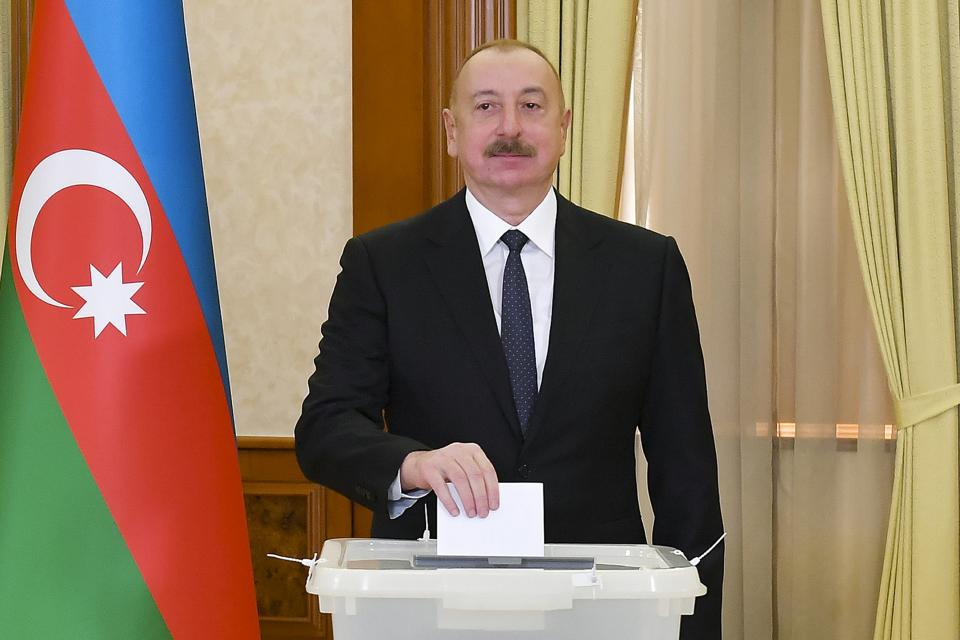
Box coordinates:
[820,1,960,638]
[632,0,895,637]
[517,0,637,215]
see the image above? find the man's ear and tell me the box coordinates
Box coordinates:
[442,108,458,158]
[559,108,572,149]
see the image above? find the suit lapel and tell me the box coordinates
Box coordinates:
[524,196,607,447]
[423,192,524,439]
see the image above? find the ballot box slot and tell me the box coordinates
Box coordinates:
[344,559,417,570]
[413,555,595,569]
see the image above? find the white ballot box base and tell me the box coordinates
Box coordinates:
[306,538,705,640]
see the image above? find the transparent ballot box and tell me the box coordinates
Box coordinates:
[305,538,706,639]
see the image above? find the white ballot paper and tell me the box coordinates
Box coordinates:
[437,482,544,556]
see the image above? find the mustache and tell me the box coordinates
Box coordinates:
[484,139,536,157]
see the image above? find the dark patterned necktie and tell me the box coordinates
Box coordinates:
[500,230,537,434]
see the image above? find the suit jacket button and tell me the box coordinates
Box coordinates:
[517,464,530,479]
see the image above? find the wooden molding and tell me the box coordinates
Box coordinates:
[352,0,516,236]
[424,0,516,205]
[240,435,297,450]
[10,0,33,143]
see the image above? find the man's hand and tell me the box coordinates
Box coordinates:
[400,443,500,518]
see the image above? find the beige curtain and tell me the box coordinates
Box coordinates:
[1,4,13,255]
[517,0,637,216]
[820,1,960,638]
[627,0,895,637]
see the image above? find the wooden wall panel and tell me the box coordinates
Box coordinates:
[424,0,516,205]
[240,436,354,640]
[353,0,515,234]
[10,0,33,141]
[351,0,427,235]
[244,484,324,638]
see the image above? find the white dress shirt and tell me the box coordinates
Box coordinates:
[466,187,556,387]
[387,188,558,517]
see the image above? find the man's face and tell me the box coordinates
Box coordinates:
[443,47,571,200]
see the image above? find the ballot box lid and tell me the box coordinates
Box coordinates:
[305,538,706,605]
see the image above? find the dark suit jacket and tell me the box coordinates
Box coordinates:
[296,189,723,638]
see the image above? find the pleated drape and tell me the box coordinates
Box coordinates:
[517,0,637,215]
[632,1,896,636]
[820,1,960,637]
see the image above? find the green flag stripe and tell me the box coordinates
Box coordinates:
[0,249,170,638]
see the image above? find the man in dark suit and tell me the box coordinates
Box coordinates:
[296,39,723,638]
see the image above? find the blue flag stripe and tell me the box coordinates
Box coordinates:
[63,0,232,409]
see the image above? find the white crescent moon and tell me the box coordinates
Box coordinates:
[15,149,152,308]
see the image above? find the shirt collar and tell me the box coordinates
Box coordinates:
[465,188,557,258]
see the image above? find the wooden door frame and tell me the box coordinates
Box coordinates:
[352,0,515,236]
[10,0,32,144]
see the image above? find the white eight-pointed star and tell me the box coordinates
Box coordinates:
[71,263,146,337]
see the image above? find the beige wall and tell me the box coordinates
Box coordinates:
[183,1,352,436]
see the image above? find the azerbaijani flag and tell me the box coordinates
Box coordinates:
[0,1,260,637]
